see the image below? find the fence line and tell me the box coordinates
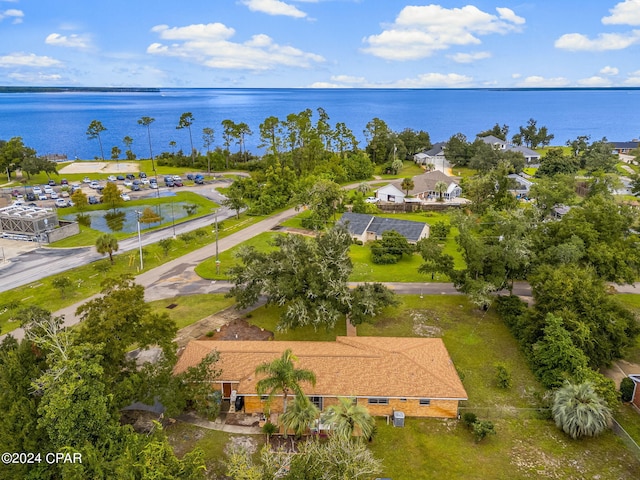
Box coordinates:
[611,419,640,461]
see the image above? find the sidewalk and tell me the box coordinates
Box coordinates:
[176,411,262,434]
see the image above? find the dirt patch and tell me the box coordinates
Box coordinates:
[225,413,262,427]
[201,318,273,341]
[225,435,259,455]
[410,310,443,337]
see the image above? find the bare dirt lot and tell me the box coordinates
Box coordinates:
[58,162,140,174]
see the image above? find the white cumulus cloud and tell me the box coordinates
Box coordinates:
[330,75,366,84]
[602,0,640,26]
[363,5,525,61]
[555,31,640,51]
[0,8,23,23]
[241,0,307,18]
[0,52,62,68]
[600,65,619,75]
[517,76,570,87]
[148,22,324,70]
[448,51,491,63]
[45,33,91,49]
[577,76,612,87]
[392,72,473,88]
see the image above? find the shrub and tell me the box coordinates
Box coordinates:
[179,232,194,242]
[494,362,512,389]
[462,412,477,428]
[620,377,635,403]
[472,420,496,443]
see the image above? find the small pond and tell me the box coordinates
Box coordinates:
[62,202,192,233]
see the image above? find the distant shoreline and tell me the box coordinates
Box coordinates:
[0,86,160,93]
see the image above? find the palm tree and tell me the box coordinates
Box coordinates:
[177,112,195,164]
[95,233,119,264]
[255,349,316,413]
[279,393,319,438]
[137,116,156,171]
[401,177,414,196]
[552,381,612,439]
[434,180,448,201]
[321,397,375,440]
[86,120,106,160]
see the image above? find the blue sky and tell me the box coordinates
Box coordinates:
[1,0,640,88]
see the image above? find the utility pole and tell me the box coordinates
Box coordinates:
[215,210,220,275]
[135,210,144,270]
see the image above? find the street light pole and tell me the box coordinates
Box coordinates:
[170,201,176,238]
[135,210,144,270]
[214,210,220,275]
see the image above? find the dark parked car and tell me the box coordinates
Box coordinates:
[194,174,204,184]
[116,175,125,181]
[164,179,175,187]
[48,179,56,186]
[61,178,68,185]
[139,172,147,178]
[186,173,194,180]
[26,192,36,201]
[174,180,183,187]
[131,184,140,191]
[88,196,100,205]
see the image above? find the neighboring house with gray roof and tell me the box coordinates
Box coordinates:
[612,141,639,154]
[507,173,534,195]
[414,142,447,167]
[477,135,541,165]
[338,212,430,244]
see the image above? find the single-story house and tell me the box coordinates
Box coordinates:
[375,183,405,203]
[630,374,640,409]
[338,212,430,243]
[414,142,447,167]
[507,174,534,195]
[174,336,468,419]
[391,170,462,201]
[477,135,541,164]
[612,141,639,155]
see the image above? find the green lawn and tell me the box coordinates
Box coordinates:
[0,212,266,334]
[147,294,235,330]
[167,294,640,479]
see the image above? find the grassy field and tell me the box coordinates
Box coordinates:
[147,294,235,330]
[166,294,640,479]
[0,211,266,334]
[198,210,465,282]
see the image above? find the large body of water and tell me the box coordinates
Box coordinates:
[1,88,639,160]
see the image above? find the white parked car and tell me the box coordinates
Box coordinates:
[89,181,99,189]
[120,193,131,201]
[149,182,158,189]
[365,196,380,203]
[50,192,59,199]
[55,198,67,208]
[172,175,182,181]
[107,175,116,181]
[83,177,91,183]
[38,193,47,200]
[123,180,133,187]
[61,190,70,198]
[44,186,53,194]
[33,186,42,195]
[141,178,150,185]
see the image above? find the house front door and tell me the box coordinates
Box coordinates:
[223,382,232,399]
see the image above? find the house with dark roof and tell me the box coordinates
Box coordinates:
[414,142,447,167]
[338,212,430,243]
[611,141,639,154]
[174,337,468,419]
[477,136,541,165]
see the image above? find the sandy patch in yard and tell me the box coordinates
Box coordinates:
[58,162,139,174]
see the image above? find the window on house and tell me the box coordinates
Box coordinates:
[260,395,268,401]
[310,396,323,410]
[368,397,389,405]
[400,398,407,402]
[419,399,431,406]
